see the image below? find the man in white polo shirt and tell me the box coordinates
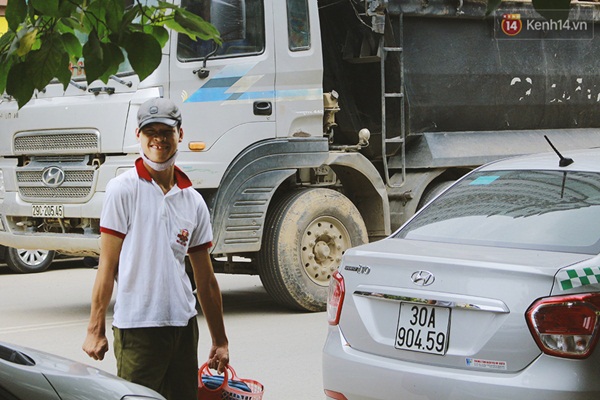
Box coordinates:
[83,97,229,400]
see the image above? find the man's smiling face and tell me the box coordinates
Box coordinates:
[137,123,182,163]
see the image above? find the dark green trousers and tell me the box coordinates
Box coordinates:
[113,318,199,400]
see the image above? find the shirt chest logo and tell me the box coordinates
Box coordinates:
[176,229,190,246]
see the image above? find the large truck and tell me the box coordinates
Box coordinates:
[0,0,599,311]
[0,0,59,274]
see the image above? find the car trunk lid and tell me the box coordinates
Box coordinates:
[338,238,591,373]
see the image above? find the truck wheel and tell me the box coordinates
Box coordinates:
[417,180,455,209]
[5,248,55,274]
[258,188,368,312]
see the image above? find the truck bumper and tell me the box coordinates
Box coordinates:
[0,231,101,256]
[0,191,103,256]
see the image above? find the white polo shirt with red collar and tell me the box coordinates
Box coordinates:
[100,158,213,329]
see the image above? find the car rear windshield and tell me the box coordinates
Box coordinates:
[395,170,600,254]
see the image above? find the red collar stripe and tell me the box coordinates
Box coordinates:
[135,157,193,189]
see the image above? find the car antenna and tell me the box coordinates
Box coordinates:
[544,135,574,167]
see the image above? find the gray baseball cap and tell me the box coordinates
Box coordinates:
[137,98,182,129]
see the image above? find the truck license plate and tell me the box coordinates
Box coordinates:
[395,303,450,355]
[32,204,64,218]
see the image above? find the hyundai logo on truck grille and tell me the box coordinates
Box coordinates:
[42,166,66,188]
[411,270,435,286]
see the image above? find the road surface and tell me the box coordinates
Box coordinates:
[0,259,327,399]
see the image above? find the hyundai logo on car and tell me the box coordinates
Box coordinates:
[42,166,66,188]
[411,270,435,286]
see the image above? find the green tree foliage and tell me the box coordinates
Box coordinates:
[0,0,221,108]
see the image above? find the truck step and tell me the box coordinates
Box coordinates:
[385,137,405,144]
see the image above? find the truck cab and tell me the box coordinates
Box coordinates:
[0,0,325,252]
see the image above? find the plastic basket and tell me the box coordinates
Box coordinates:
[198,362,264,400]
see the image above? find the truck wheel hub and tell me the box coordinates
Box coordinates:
[301,216,350,286]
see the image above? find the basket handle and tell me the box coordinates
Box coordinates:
[199,362,229,392]
[224,364,239,381]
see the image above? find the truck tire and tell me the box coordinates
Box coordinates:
[417,180,455,209]
[5,248,55,274]
[258,188,368,311]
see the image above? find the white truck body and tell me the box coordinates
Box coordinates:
[0,0,326,252]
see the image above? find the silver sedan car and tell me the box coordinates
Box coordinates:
[323,148,600,400]
[0,341,165,399]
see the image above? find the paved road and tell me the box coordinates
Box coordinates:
[0,259,326,399]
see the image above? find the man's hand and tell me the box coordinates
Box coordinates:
[208,344,230,374]
[190,249,230,374]
[82,332,109,361]
[83,232,122,361]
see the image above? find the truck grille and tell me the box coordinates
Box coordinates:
[16,160,97,202]
[14,130,100,155]
[19,187,92,198]
[16,170,95,184]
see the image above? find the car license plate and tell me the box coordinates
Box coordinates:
[32,204,64,218]
[395,303,450,355]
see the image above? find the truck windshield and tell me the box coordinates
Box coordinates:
[177,0,264,61]
[395,170,600,255]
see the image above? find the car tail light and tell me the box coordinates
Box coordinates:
[526,293,600,359]
[327,270,345,325]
